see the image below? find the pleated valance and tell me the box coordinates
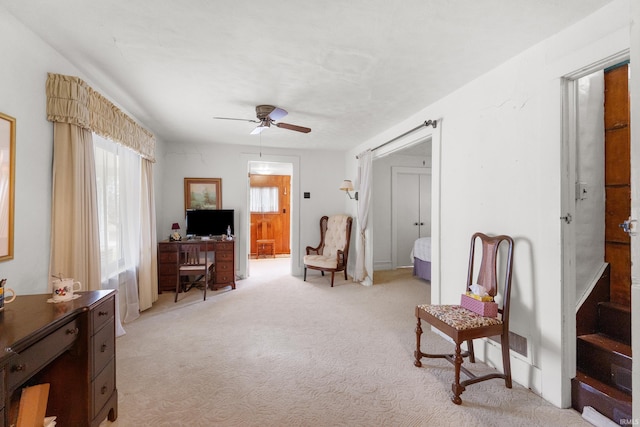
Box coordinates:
[46,73,156,162]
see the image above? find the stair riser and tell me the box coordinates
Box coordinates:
[598,303,631,345]
[572,377,632,425]
[576,339,632,392]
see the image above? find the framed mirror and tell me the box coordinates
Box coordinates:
[0,113,15,261]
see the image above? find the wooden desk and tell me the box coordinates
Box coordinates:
[157,239,236,293]
[0,290,117,427]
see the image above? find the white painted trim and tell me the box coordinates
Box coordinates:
[575,262,609,312]
[242,153,301,277]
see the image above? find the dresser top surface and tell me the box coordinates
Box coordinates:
[0,290,115,362]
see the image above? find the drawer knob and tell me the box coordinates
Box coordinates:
[11,364,26,372]
[98,311,109,316]
[66,327,79,335]
[101,343,108,352]
[101,385,108,394]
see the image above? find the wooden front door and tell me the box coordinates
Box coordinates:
[250,174,291,256]
[604,63,631,306]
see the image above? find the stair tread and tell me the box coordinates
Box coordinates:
[574,371,632,401]
[598,301,631,314]
[578,333,632,358]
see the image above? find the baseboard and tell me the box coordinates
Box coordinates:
[374,261,393,271]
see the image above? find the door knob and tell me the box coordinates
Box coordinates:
[619,217,638,236]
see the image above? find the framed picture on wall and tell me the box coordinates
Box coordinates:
[184,178,222,210]
[0,113,15,262]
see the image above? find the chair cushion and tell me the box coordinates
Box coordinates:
[417,304,503,330]
[323,215,350,258]
[304,254,337,269]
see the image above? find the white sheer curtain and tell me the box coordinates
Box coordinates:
[353,149,372,283]
[250,187,279,212]
[94,134,141,335]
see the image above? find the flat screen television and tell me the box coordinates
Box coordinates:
[185,209,234,237]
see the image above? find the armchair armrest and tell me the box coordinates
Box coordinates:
[306,245,321,255]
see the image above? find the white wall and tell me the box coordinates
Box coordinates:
[0,9,141,295]
[347,0,632,408]
[158,141,347,278]
[575,71,606,303]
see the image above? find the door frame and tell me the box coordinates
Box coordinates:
[244,155,299,277]
[560,50,629,407]
[367,124,441,292]
[391,166,431,269]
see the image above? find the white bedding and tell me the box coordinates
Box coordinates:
[410,237,431,263]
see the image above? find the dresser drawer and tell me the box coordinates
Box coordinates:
[7,318,79,389]
[159,251,178,263]
[216,261,233,273]
[92,320,115,376]
[92,358,115,417]
[215,271,235,284]
[158,243,177,253]
[216,251,233,262]
[215,242,233,252]
[92,297,115,333]
[159,263,177,276]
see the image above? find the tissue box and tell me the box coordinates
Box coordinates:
[460,293,498,317]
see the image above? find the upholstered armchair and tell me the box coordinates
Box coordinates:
[304,215,353,287]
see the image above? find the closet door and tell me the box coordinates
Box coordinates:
[392,167,431,268]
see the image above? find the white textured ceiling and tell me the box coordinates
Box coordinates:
[1,0,614,151]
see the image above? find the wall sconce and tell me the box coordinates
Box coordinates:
[340,180,358,200]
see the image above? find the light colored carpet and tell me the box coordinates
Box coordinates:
[101,258,588,427]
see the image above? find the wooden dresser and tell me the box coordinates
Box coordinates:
[157,239,236,293]
[0,290,117,426]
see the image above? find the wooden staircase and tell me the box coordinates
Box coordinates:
[572,265,632,425]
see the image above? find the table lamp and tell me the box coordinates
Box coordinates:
[170,223,181,241]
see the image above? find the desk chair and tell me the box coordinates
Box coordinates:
[175,243,212,302]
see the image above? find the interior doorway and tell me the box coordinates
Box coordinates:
[561,53,632,410]
[372,140,432,271]
[247,161,293,275]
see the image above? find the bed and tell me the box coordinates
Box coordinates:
[411,237,431,281]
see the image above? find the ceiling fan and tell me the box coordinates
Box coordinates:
[213,105,311,135]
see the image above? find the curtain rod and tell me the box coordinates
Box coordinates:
[358,119,437,158]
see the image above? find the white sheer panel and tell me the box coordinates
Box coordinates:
[250,187,279,212]
[354,149,372,283]
[94,134,141,334]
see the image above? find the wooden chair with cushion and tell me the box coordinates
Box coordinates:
[414,232,514,404]
[304,215,353,287]
[175,243,213,302]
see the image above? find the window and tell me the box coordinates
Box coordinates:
[94,134,141,282]
[250,187,279,213]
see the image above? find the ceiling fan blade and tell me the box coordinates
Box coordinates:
[275,122,311,133]
[267,107,288,121]
[212,116,259,123]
